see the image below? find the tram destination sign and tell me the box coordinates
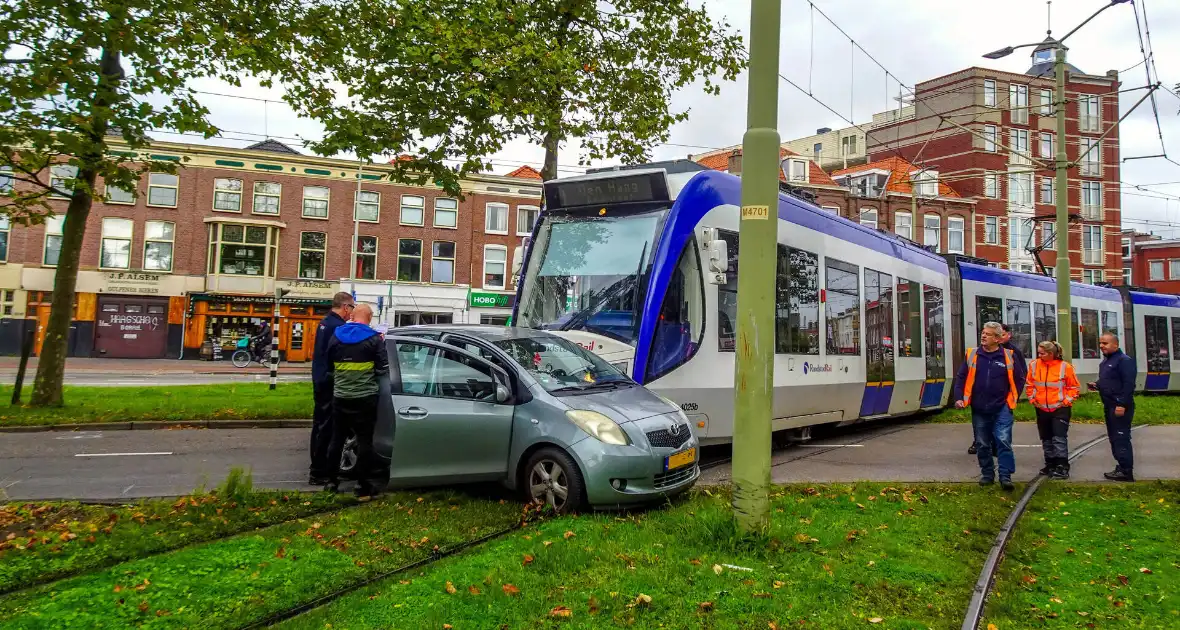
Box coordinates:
[547,172,668,209]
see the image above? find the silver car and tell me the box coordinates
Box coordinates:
[366,325,699,512]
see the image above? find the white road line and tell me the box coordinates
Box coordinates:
[55,433,104,439]
[74,452,173,457]
[796,444,865,448]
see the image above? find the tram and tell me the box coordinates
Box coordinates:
[509,162,1180,445]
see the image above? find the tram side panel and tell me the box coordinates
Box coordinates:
[1127,291,1180,393]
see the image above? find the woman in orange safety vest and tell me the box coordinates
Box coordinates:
[1025,340,1080,479]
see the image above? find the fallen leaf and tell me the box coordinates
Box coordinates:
[522,554,534,566]
[275,547,286,559]
[445,582,457,594]
[794,533,811,543]
[768,624,779,630]
[549,606,573,618]
[1118,575,1129,585]
[698,601,714,612]
[543,541,553,548]
[713,564,723,575]
[311,522,322,529]
[1051,597,1064,604]
[1022,576,1038,584]
[564,531,576,540]
[987,625,998,630]
[468,585,481,595]
[137,601,149,613]
[502,584,520,596]
[444,625,452,629]
[1140,568,1153,574]
[773,580,785,589]
[634,593,652,606]
[868,618,883,624]
[113,585,122,593]
[856,503,866,509]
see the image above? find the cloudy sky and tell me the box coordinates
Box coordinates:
[179,0,1180,235]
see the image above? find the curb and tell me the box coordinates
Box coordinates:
[0,419,312,433]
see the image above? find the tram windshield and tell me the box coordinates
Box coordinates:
[515,209,668,344]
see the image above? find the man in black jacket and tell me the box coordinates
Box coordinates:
[968,323,1027,455]
[324,303,388,498]
[1089,333,1136,481]
[308,291,354,485]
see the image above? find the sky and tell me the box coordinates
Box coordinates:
[176,0,1180,236]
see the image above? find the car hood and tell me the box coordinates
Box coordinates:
[558,383,678,424]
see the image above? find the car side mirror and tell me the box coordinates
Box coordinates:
[495,383,511,404]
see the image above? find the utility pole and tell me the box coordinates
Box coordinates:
[732,0,781,535]
[1053,45,1073,361]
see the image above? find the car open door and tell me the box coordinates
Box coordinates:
[385,336,515,487]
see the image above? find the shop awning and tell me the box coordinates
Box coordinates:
[188,292,332,307]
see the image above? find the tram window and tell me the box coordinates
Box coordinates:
[1172,317,1180,359]
[1080,309,1099,358]
[1071,308,1080,359]
[648,241,705,380]
[1144,315,1170,373]
[716,230,740,352]
[1101,311,1119,336]
[896,278,922,358]
[923,285,945,379]
[824,258,860,356]
[774,245,820,355]
[975,296,1003,339]
[1005,299,1032,356]
[1034,302,1056,346]
[864,268,895,383]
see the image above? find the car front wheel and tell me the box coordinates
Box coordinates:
[523,447,585,514]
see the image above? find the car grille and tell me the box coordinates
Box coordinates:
[646,423,692,449]
[654,465,697,489]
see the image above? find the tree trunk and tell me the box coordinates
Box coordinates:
[29,44,121,407]
[541,127,560,182]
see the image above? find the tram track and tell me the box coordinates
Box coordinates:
[960,424,1151,630]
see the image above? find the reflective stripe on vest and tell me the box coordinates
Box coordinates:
[963,347,1018,409]
[334,361,374,372]
[1029,359,1071,410]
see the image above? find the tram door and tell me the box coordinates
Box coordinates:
[860,268,895,417]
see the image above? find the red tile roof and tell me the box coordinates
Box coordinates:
[505,165,543,180]
[693,147,840,187]
[830,156,961,198]
[388,154,415,163]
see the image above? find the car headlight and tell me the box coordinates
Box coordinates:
[565,409,631,445]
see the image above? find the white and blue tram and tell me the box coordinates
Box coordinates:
[509,163,1180,445]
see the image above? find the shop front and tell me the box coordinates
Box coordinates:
[0,264,30,356]
[347,280,468,329]
[467,289,516,325]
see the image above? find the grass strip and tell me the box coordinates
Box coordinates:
[280,483,1016,629]
[0,383,313,427]
[985,482,1180,628]
[0,489,524,629]
[927,393,1180,424]
[0,472,352,594]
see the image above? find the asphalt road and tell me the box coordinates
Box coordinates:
[1,422,1175,502]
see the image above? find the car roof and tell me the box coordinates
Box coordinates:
[391,324,552,343]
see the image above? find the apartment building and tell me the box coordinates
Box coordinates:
[1120,228,1162,286]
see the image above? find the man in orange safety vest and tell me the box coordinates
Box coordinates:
[953,321,1021,491]
[1025,340,1079,480]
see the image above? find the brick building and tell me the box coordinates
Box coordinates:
[689,146,850,207]
[865,47,1122,284]
[0,139,541,360]
[1130,238,1180,294]
[1120,228,1162,286]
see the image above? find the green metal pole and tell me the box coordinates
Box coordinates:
[1053,45,1073,361]
[732,0,781,535]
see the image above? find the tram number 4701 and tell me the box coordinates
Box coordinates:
[680,403,699,412]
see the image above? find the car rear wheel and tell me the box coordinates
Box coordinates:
[523,447,585,514]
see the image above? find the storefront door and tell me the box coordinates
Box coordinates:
[287,320,308,362]
[94,296,170,359]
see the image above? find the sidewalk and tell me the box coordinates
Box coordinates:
[0,356,311,375]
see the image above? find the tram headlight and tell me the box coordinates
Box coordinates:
[565,409,631,446]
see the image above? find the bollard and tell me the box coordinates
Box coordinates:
[12,325,35,405]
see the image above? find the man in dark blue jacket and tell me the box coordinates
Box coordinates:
[954,321,1021,491]
[1089,333,1136,481]
[308,291,355,485]
[969,322,1028,454]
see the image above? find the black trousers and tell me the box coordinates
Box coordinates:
[327,395,379,491]
[1102,398,1134,472]
[1035,407,1070,463]
[308,380,335,478]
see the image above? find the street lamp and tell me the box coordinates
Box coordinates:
[982,0,1130,363]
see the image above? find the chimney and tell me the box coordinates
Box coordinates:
[727,149,742,175]
[817,127,832,134]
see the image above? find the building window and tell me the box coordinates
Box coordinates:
[1170,260,1180,280]
[1009,128,1030,164]
[984,172,999,198]
[485,203,509,234]
[984,216,998,244]
[1040,133,1054,159]
[1042,222,1054,246]
[1122,237,1132,259]
[431,241,455,284]
[517,205,540,235]
[400,194,424,225]
[302,186,329,218]
[774,245,820,355]
[983,125,998,152]
[1040,88,1053,115]
[1079,138,1101,177]
[1081,181,1102,220]
[99,217,132,269]
[49,165,77,199]
[1010,218,1033,253]
[895,212,912,240]
[43,215,65,266]
[252,181,281,215]
[147,173,178,207]
[143,220,174,272]
[842,135,857,156]
[1079,94,1100,133]
[483,245,507,289]
[1082,225,1103,265]
[1083,269,1104,285]
[984,79,997,107]
[1123,267,1132,285]
[859,208,877,229]
[299,231,326,279]
[105,180,135,204]
[0,166,11,194]
[948,217,965,254]
[1009,171,1033,206]
[1039,177,1055,204]
[1009,83,1028,124]
[1150,260,1165,281]
[912,170,938,197]
[210,223,277,276]
[396,238,422,282]
[788,159,808,183]
[355,190,380,222]
[821,206,840,215]
[213,178,243,212]
[923,215,940,251]
[0,216,8,262]
[434,198,458,228]
[825,257,861,355]
[353,235,377,280]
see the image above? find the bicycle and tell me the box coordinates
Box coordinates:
[230,337,271,368]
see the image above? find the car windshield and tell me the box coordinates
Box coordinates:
[514,210,667,344]
[494,335,632,392]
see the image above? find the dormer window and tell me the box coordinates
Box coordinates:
[911,170,939,197]
[788,159,808,183]
[1032,47,1053,64]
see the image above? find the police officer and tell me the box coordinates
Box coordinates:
[1088,332,1136,482]
[954,321,1021,491]
[968,322,1027,455]
[308,291,355,485]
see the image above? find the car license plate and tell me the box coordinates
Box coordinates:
[665,447,696,471]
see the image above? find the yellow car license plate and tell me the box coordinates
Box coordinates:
[665,447,696,471]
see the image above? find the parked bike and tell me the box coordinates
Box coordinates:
[230,337,270,368]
